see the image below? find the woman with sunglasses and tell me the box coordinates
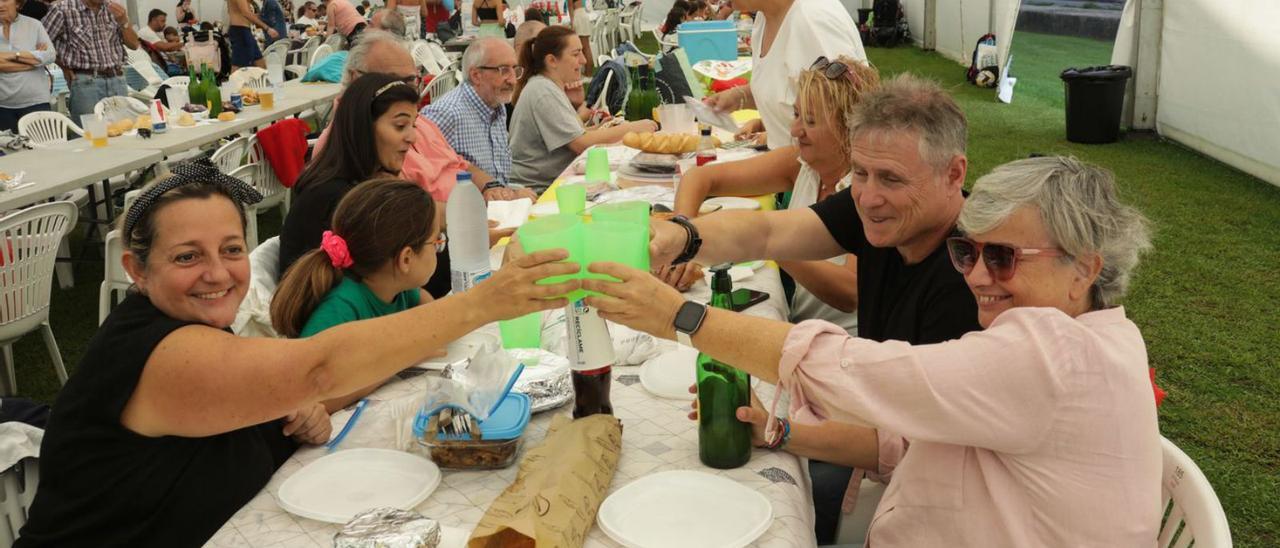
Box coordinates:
[702,0,864,149]
[668,56,878,329]
[278,72,420,278]
[581,156,1163,545]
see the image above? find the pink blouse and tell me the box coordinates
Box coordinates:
[777,307,1161,546]
[315,106,469,202]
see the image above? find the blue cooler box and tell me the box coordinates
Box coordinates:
[677,20,738,65]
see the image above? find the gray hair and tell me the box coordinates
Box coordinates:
[378,9,406,39]
[461,37,506,84]
[848,73,967,172]
[343,29,408,85]
[958,156,1152,310]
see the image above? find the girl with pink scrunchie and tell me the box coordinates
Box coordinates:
[271,178,446,410]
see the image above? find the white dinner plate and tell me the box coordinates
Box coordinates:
[597,470,772,548]
[275,448,441,524]
[639,346,698,400]
[416,332,501,370]
[704,196,761,211]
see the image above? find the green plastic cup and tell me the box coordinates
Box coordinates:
[585,147,610,183]
[499,311,543,349]
[556,183,587,216]
[590,200,650,226]
[584,220,650,289]
[515,213,585,300]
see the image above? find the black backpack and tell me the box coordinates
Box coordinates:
[966,33,999,87]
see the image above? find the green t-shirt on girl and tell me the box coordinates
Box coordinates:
[299,276,422,337]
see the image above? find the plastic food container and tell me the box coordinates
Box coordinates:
[415,392,531,470]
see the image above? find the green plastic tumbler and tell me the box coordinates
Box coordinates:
[515,213,585,300]
[556,183,587,216]
[590,200,650,226]
[499,311,542,349]
[584,220,650,289]
[584,146,610,183]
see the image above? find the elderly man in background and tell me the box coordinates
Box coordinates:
[42,0,139,118]
[634,75,984,544]
[423,37,536,201]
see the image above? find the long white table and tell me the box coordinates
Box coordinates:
[48,81,341,158]
[206,265,816,548]
[0,147,163,213]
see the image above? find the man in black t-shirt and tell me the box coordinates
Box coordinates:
[643,75,981,543]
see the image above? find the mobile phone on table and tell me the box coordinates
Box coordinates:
[730,288,769,312]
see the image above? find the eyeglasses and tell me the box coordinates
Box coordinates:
[946,236,1066,281]
[426,233,448,253]
[809,56,860,83]
[476,65,523,79]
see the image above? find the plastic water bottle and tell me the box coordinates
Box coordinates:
[447,172,492,294]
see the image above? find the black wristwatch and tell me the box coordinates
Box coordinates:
[669,215,702,265]
[673,301,708,347]
[483,181,506,191]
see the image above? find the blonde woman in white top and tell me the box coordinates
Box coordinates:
[703,0,865,149]
[669,56,878,335]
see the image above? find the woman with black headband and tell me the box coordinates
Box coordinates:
[278,72,422,278]
[15,161,578,546]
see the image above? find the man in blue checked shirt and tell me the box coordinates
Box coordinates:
[422,37,538,202]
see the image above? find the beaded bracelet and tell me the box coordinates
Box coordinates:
[765,417,791,451]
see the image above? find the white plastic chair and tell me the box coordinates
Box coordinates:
[309,43,334,68]
[97,229,133,325]
[591,69,613,112]
[17,111,84,147]
[93,96,149,124]
[1158,436,1232,547]
[425,41,452,72]
[422,71,457,104]
[52,90,69,117]
[230,67,270,90]
[323,32,344,52]
[0,457,38,546]
[0,201,78,395]
[161,75,190,88]
[124,47,164,100]
[412,41,443,75]
[210,136,252,175]
[227,164,262,249]
[263,40,291,69]
[617,3,637,44]
[246,136,290,218]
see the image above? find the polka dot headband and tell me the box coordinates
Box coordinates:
[123,158,264,238]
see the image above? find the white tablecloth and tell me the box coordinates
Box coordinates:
[206,266,816,547]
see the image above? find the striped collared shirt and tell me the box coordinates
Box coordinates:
[421,82,512,185]
[42,0,127,72]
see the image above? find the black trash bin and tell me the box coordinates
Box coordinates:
[1060,65,1132,144]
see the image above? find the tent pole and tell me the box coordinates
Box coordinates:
[1131,0,1162,130]
[923,0,937,50]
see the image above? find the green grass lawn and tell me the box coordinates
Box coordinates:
[8,31,1278,546]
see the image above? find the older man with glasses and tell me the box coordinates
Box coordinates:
[423,37,536,202]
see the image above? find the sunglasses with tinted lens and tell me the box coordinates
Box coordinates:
[809,56,852,81]
[946,237,1066,281]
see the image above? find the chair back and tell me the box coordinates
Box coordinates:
[412,41,442,74]
[246,137,288,208]
[231,235,281,337]
[226,163,262,248]
[309,43,333,68]
[210,136,252,174]
[425,41,451,72]
[1159,437,1232,548]
[421,71,457,104]
[263,40,291,69]
[17,112,83,147]
[98,228,133,325]
[0,457,38,546]
[323,32,344,52]
[231,67,270,90]
[0,202,77,330]
[93,96,149,124]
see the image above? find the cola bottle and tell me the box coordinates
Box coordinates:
[565,299,614,419]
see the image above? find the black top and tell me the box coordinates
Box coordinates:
[19,0,48,20]
[475,1,498,21]
[810,188,981,345]
[278,177,357,278]
[16,293,296,548]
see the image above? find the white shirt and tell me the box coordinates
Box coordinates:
[787,160,857,334]
[137,25,164,44]
[750,0,865,149]
[295,15,319,27]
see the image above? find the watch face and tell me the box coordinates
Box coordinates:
[673,301,705,333]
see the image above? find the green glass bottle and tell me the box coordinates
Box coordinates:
[696,265,752,469]
[203,65,222,117]
[188,64,201,106]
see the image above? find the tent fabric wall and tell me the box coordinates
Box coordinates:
[1153,0,1280,187]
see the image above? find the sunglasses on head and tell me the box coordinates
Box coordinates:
[809,56,859,83]
[946,236,1066,281]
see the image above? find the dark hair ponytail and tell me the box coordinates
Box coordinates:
[515,25,576,103]
[271,179,437,338]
